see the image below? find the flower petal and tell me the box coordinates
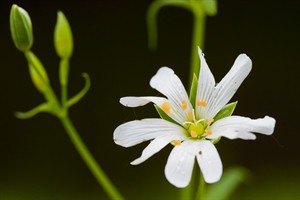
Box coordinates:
[196,48,216,119]
[131,134,184,165]
[164,140,197,188]
[120,96,166,107]
[197,52,252,120]
[209,116,276,140]
[196,140,223,183]
[150,67,193,123]
[113,118,185,147]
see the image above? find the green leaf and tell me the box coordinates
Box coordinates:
[202,0,218,16]
[154,104,179,125]
[189,73,198,108]
[214,101,237,122]
[15,102,52,119]
[207,166,250,200]
[54,11,73,58]
[67,73,91,107]
[10,4,33,52]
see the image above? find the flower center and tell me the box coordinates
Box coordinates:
[183,110,214,139]
[188,122,205,138]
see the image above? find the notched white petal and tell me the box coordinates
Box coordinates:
[149,67,193,123]
[196,51,253,120]
[131,134,184,165]
[113,118,184,147]
[164,140,197,188]
[196,140,222,183]
[210,115,276,140]
[120,96,166,107]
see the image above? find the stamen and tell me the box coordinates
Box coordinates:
[161,102,171,113]
[171,140,181,146]
[188,111,194,121]
[181,100,187,110]
[197,100,207,107]
[207,118,214,126]
[190,131,198,138]
[205,129,212,135]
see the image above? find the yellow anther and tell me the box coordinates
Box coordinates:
[205,129,212,135]
[197,100,207,107]
[188,111,194,121]
[171,140,181,146]
[207,118,214,126]
[181,100,187,110]
[190,131,198,138]
[161,102,171,113]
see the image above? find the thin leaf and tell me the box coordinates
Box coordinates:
[207,166,250,200]
[15,102,52,119]
[189,73,198,108]
[214,101,237,122]
[67,73,91,107]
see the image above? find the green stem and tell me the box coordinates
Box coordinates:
[189,10,206,88]
[59,59,69,111]
[180,163,198,200]
[195,172,206,200]
[60,116,124,200]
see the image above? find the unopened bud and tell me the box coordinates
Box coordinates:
[54,11,73,58]
[10,4,33,52]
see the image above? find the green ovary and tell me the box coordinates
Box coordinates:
[188,122,205,138]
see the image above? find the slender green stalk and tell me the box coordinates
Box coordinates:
[180,163,198,200]
[60,116,124,200]
[59,59,69,111]
[24,51,124,200]
[195,172,206,200]
[189,11,206,88]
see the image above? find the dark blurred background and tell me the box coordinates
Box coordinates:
[0,0,299,199]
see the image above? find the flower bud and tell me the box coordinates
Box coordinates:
[25,51,49,93]
[10,4,33,52]
[54,11,73,58]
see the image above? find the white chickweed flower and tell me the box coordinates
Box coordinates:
[114,48,276,188]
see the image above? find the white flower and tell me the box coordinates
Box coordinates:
[113,48,276,188]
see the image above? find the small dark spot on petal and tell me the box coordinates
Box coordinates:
[199,150,202,155]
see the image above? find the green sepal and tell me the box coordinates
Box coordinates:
[10,4,33,52]
[15,102,53,119]
[214,101,237,122]
[154,105,179,125]
[202,0,218,16]
[67,73,91,107]
[212,136,221,144]
[207,166,250,200]
[54,11,73,58]
[189,73,198,108]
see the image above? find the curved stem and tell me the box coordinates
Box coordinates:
[60,116,124,200]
